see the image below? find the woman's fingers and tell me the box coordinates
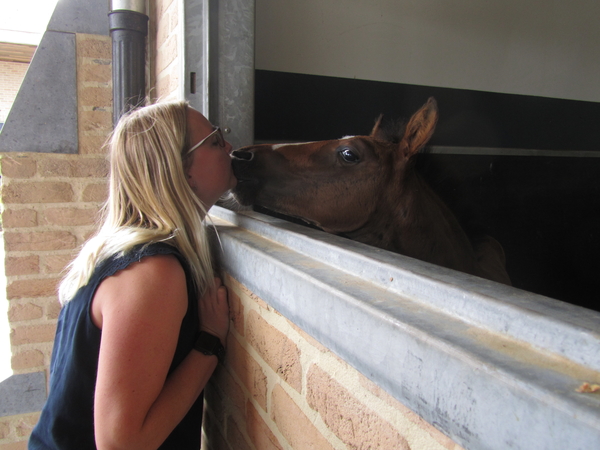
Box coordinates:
[199,277,230,346]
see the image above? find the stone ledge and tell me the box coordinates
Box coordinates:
[0,372,46,417]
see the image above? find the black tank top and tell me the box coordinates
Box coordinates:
[29,242,202,449]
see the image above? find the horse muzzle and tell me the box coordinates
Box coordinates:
[230,144,293,208]
[231,149,261,205]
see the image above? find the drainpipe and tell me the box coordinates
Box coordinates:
[109,0,149,124]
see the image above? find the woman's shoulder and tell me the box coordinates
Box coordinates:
[130,250,186,280]
[121,243,187,287]
[96,242,183,279]
[92,246,189,328]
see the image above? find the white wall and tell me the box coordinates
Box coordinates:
[255,0,600,102]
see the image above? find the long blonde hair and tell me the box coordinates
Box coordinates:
[59,100,214,304]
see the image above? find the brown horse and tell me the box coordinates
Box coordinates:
[231,98,511,284]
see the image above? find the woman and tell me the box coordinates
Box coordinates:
[29,101,237,449]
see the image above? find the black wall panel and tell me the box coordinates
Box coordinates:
[254,70,600,310]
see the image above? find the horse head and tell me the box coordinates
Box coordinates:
[231,98,439,234]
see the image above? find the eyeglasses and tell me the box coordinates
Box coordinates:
[187,127,226,154]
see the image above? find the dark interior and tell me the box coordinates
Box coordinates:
[253,70,600,311]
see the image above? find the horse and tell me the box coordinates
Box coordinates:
[231,98,511,285]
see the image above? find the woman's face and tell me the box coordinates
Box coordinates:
[186,108,237,209]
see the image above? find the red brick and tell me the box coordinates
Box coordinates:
[359,376,462,450]
[201,407,228,450]
[79,134,109,155]
[0,419,9,439]
[81,182,108,202]
[37,158,108,178]
[225,335,268,411]
[15,414,39,437]
[246,310,302,393]
[0,440,28,450]
[79,86,112,107]
[2,181,74,204]
[11,323,57,345]
[271,384,334,450]
[1,157,36,178]
[41,207,98,227]
[41,253,73,274]
[8,302,43,322]
[4,231,77,252]
[44,297,62,320]
[76,35,111,59]
[204,380,226,426]
[80,110,112,133]
[226,415,253,450]
[73,158,109,178]
[156,72,171,98]
[156,35,178,73]
[5,255,39,276]
[307,365,411,450]
[78,61,111,83]
[227,286,244,336]
[11,349,45,371]
[1,209,37,228]
[246,400,283,450]
[7,278,59,299]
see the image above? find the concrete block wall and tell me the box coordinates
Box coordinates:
[204,275,464,450]
[0,33,111,450]
[0,61,29,124]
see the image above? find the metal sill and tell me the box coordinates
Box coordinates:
[209,206,600,450]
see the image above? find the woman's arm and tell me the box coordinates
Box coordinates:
[91,254,228,450]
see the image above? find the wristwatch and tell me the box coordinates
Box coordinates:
[193,331,226,363]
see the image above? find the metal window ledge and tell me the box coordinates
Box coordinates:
[209,206,600,450]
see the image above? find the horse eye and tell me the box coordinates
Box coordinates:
[339,147,360,163]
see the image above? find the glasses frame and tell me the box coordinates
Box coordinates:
[186,127,226,155]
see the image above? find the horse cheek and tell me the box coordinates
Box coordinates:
[317,189,373,233]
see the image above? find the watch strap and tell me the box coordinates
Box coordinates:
[193,331,226,363]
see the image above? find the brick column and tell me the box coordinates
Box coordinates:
[0,33,112,450]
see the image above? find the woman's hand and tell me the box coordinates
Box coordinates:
[199,277,230,347]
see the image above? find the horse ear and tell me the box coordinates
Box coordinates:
[399,97,438,157]
[369,114,386,140]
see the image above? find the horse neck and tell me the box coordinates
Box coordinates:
[345,171,480,274]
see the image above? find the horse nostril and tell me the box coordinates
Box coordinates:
[232,150,254,161]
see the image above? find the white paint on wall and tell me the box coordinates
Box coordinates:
[255,0,600,102]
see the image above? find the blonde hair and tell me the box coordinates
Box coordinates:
[58,100,215,304]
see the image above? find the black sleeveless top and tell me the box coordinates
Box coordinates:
[29,243,202,449]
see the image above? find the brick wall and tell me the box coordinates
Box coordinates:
[151,0,182,101]
[204,275,464,450]
[0,33,111,450]
[0,61,29,124]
